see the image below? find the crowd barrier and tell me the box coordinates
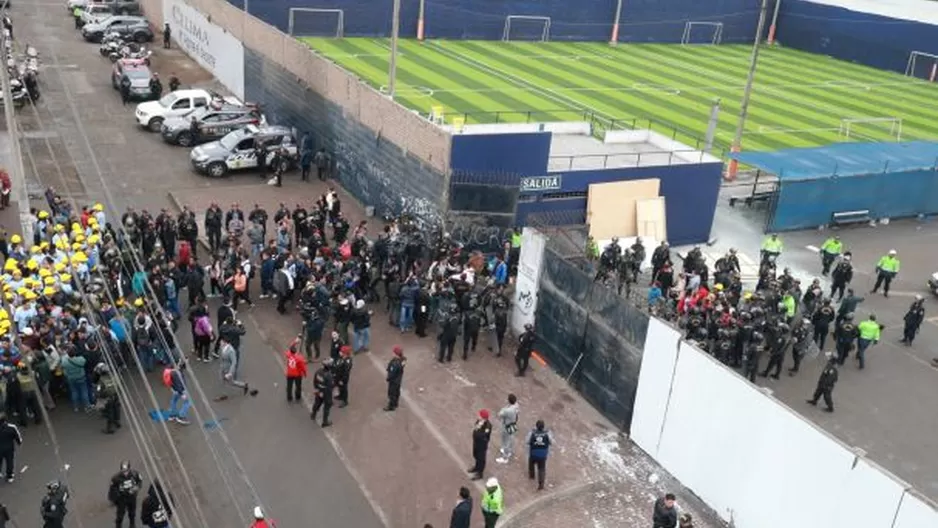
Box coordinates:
[631,317,938,528]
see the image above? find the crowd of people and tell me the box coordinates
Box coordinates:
[590,233,925,413]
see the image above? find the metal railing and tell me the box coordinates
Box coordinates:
[548,148,718,170]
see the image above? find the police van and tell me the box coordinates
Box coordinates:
[189,125,298,178]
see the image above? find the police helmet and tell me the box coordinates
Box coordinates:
[777,323,790,334]
[844,313,854,321]
[752,331,764,342]
[449,304,459,314]
[47,480,62,492]
[94,362,109,376]
[120,461,131,471]
[524,323,534,331]
[322,358,334,368]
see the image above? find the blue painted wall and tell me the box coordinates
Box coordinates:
[238,0,760,43]
[516,161,724,245]
[242,47,448,227]
[777,0,938,75]
[450,132,551,175]
[770,169,938,231]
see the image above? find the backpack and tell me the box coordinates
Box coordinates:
[162,368,173,388]
[194,316,212,337]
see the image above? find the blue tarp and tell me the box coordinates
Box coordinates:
[731,141,938,180]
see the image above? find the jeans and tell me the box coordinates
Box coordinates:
[399,304,414,331]
[353,327,371,352]
[857,338,872,369]
[169,391,191,418]
[251,243,263,262]
[67,378,90,409]
[166,297,180,318]
[139,346,155,372]
[232,346,242,380]
[500,427,516,459]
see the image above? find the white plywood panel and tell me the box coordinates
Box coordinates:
[837,459,906,528]
[893,491,938,528]
[629,318,682,456]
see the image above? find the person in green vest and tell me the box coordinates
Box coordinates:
[480,477,504,528]
[508,228,522,277]
[856,314,882,370]
[72,5,83,29]
[819,235,843,276]
[585,236,599,260]
[781,291,796,321]
[760,234,783,263]
[871,249,900,297]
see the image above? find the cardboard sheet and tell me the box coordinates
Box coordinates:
[587,178,660,239]
[636,196,667,242]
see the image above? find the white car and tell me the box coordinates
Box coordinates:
[134,89,240,132]
[81,4,113,25]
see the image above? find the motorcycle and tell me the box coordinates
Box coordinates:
[928,272,938,296]
[0,77,29,108]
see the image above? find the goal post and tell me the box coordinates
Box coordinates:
[905,50,938,81]
[681,21,724,45]
[287,8,345,38]
[502,15,551,42]
[839,117,903,142]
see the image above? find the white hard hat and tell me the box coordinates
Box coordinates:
[888,249,897,255]
[253,506,264,519]
[486,477,499,488]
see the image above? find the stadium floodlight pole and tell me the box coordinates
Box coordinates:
[242,0,248,13]
[388,0,402,98]
[727,0,769,181]
[767,0,781,45]
[417,0,426,41]
[609,0,623,45]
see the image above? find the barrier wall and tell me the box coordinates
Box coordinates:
[147,0,454,226]
[778,0,938,74]
[631,318,938,528]
[235,0,761,43]
[163,0,245,98]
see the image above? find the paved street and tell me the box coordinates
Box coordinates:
[2,2,724,527]
[712,191,938,502]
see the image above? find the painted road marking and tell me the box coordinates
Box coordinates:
[806,245,820,253]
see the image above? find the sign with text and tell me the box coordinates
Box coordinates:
[520,176,562,193]
[163,0,245,99]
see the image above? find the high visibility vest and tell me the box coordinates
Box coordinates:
[510,233,522,249]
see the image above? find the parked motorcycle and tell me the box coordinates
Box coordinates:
[928,272,938,296]
[0,78,29,108]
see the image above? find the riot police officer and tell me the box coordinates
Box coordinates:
[788,318,811,375]
[384,346,406,412]
[95,363,121,434]
[812,299,836,350]
[834,313,858,365]
[595,238,621,282]
[744,331,765,382]
[830,253,854,301]
[760,323,790,379]
[437,305,460,363]
[807,353,839,412]
[41,481,68,528]
[901,296,926,346]
[516,323,536,377]
[462,304,483,360]
[109,461,142,528]
[310,358,334,427]
[490,288,510,357]
[301,298,325,360]
[333,347,353,408]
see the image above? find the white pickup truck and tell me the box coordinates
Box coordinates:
[134,89,241,132]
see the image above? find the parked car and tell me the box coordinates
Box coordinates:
[134,89,223,132]
[79,4,116,26]
[82,15,151,43]
[190,125,297,178]
[67,0,139,15]
[161,102,265,147]
[111,58,155,100]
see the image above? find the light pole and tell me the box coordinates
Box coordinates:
[388,0,401,99]
[417,0,425,41]
[767,0,781,45]
[726,0,769,181]
[609,0,623,45]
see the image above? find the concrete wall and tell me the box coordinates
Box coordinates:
[140,0,453,225]
[631,317,938,528]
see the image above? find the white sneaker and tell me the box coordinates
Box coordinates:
[495,457,508,464]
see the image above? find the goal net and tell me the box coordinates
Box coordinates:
[288,8,345,38]
[905,51,938,81]
[681,21,724,45]
[502,16,551,42]
[839,117,902,142]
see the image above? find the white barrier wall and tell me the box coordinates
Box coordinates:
[631,319,938,528]
[511,227,547,336]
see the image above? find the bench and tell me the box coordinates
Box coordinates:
[831,209,871,226]
[729,191,773,208]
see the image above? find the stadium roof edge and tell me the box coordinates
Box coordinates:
[729,141,938,181]
[795,0,938,26]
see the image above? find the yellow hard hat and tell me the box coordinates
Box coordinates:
[60,273,72,282]
[38,268,51,278]
[134,298,144,307]
[39,241,49,250]
[54,224,65,232]
[42,287,55,296]
[3,293,11,301]
[3,258,16,272]
[0,309,7,321]
[94,203,104,212]
[88,235,100,245]
[26,260,37,270]
[29,246,40,254]
[53,262,66,272]
[1,284,9,292]
[73,252,87,263]
[115,297,124,306]
[743,292,753,300]
[71,242,82,251]
[23,290,36,300]
[10,234,21,244]
[75,235,86,243]
[38,210,49,219]
[71,222,81,233]
[0,319,10,329]
[11,269,21,277]
[43,276,55,285]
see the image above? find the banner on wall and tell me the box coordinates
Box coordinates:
[511,227,547,336]
[163,0,245,99]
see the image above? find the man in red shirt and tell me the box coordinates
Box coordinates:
[285,337,307,403]
[0,170,10,210]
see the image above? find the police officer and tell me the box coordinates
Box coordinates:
[871,249,900,297]
[95,363,121,434]
[489,287,510,357]
[384,346,405,412]
[12,361,41,426]
[807,353,839,412]
[415,285,431,337]
[744,331,764,382]
[462,304,483,360]
[760,322,789,379]
[334,346,353,408]
[760,233,783,263]
[188,116,201,146]
[301,299,325,360]
[119,75,132,106]
[830,253,854,300]
[109,461,142,528]
[819,235,843,275]
[467,409,492,481]
[310,358,334,427]
[834,313,858,366]
[788,318,811,375]
[811,298,835,349]
[437,305,460,363]
[527,419,553,491]
[595,238,621,282]
[41,481,68,528]
[516,323,536,377]
[901,295,926,346]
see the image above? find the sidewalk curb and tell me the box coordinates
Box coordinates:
[497,479,606,527]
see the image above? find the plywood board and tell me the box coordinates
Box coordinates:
[588,178,660,239]
[636,196,667,242]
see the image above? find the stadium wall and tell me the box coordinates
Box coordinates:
[630,317,938,528]
[234,0,761,43]
[140,0,454,227]
[777,0,938,74]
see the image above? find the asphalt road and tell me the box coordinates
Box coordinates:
[3,2,385,526]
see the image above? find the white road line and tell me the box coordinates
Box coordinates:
[806,245,820,253]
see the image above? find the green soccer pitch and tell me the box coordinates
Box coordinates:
[302,37,938,153]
